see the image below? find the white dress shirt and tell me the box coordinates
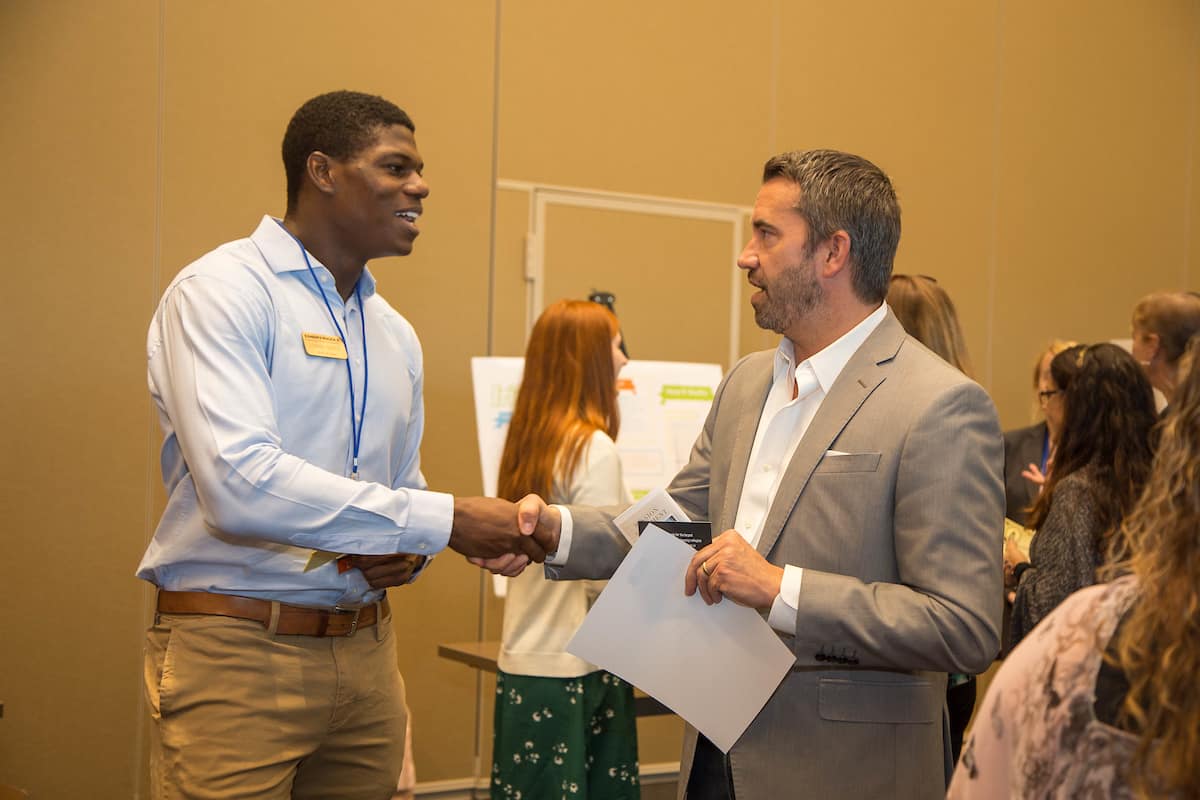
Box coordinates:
[744,303,886,631]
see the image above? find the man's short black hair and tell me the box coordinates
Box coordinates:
[282,90,415,213]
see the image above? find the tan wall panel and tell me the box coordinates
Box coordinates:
[1185,9,1200,290]
[0,2,160,797]
[497,0,774,205]
[543,207,736,367]
[1176,1,1195,289]
[990,0,1200,428]
[491,189,534,357]
[774,0,999,391]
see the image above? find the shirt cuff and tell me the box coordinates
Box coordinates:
[767,565,804,634]
[545,504,574,566]
[403,489,454,554]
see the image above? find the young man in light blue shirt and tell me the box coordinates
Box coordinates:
[139,90,548,800]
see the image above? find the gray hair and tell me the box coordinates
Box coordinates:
[762,149,901,304]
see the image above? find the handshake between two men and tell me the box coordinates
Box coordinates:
[451,495,787,612]
[340,495,559,592]
[449,495,562,576]
[351,494,785,612]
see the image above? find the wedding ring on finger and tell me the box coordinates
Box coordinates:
[701,559,713,577]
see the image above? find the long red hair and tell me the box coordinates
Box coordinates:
[497,300,621,502]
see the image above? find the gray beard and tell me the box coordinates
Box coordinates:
[754,260,823,334]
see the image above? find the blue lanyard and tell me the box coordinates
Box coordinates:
[280,225,370,479]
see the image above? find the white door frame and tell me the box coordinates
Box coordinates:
[497,179,752,368]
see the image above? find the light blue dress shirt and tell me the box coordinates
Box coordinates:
[136,216,453,607]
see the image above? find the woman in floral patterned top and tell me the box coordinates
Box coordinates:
[951,337,1200,799]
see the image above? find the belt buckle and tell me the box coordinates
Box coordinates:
[333,605,362,637]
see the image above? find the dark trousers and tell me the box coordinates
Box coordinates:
[946,676,978,765]
[686,734,735,800]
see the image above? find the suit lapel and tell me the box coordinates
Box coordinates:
[719,357,775,533]
[754,312,906,558]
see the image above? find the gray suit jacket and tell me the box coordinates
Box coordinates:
[557,311,1004,800]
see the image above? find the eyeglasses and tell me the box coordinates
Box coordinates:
[1038,389,1060,403]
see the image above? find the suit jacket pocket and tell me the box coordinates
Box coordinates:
[817,677,938,724]
[814,451,882,474]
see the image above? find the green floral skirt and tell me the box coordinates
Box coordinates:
[492,670,641,800]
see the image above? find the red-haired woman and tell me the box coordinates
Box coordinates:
[492,299,640,799]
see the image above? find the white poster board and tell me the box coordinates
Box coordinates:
[471,357,723,498]
[470,357,525,499]
[471,357,724,593]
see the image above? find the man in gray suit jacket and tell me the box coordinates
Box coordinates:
[485,150,1004,800]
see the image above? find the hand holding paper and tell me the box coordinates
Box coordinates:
[686,529,786,610]
[565,525,795,752]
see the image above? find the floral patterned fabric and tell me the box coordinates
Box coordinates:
[492,670,640,800]
[949,576,1150,799]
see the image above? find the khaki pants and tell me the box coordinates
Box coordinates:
[144,610,406,800]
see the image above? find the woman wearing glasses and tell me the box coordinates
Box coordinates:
[1003,344,1157,650]
[1001,341,1078,524]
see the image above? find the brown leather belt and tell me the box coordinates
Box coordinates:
[157,590,389,637]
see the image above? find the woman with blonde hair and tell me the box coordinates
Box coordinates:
[886,274,972,374]
[885,274,977,762]
[951,336,1200,798]
[1131,290,1200,410]
[492,299,640,799]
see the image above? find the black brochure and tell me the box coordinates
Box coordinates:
[637,520,712,551]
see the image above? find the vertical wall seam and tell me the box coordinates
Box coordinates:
[486,1,502,359]
[473,0,505,785]
[1181,10,1199,287]
[768,0,780,158]
[132,2,168,797]
[985,0,1007,393]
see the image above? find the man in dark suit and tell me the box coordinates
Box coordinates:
[1003,422,1047,524]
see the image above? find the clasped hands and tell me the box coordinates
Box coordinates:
[450,495,562,576]
[338,494,563,589]
[463,495,783,611]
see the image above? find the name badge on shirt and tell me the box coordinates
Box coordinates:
[302,332,348,360]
